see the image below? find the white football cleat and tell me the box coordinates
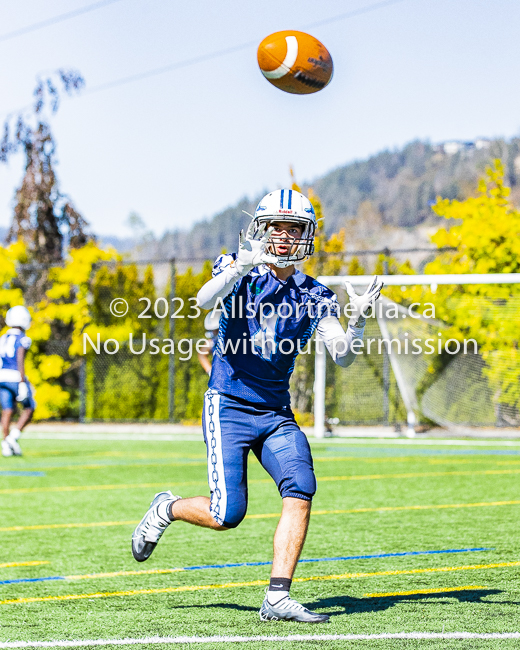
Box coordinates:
[1,439,13,457]
[9,428,21,440]
[132,491,181,562]
[6,434,22,456]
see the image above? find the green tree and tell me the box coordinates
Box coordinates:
[173,262,213,422]
[84,260,214,423]
[2,71,88,274]
[85,262,167,421]
[0,71,93,418]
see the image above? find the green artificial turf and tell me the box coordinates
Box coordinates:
[0,435,519,649]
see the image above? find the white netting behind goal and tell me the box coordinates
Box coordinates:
[379,298,520,428]
[318,277,520,432]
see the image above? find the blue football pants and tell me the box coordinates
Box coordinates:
[0,382,36,410]
[202,389,316,528]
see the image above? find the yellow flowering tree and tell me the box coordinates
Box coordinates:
[423,160,520,415]
[0,242,26,312]
[0,241,115,419]
[31,243,115,418]
[347,256,366,276]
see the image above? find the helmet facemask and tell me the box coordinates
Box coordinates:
[254,216,316,268]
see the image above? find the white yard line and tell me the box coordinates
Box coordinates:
[1,633,519,647]
[22,433,202,442]
[22,431,520,445]
[315,438,520,447]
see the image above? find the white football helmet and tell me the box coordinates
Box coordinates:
[253,189,317,267]
[6,305,31,330]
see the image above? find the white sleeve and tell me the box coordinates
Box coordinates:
[316,315,365,368]
[197,255,242,310]
[20,336,32,350]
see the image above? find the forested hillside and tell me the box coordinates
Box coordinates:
[313,139,520,229]
[144,137,520,263]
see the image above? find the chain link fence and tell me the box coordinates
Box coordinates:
[22,246,514,430]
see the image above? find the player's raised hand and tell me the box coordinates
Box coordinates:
[235,222,278,275]
[344,276,384,326]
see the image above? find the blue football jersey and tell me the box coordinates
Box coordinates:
[208,255,338,407]
[0,328,31,382]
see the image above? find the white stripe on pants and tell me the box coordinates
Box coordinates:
[204,390,227,526]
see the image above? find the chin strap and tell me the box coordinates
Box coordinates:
[272,253,311,268]
[272,259,295,269]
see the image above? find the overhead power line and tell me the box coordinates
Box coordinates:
[87,0,410,94]
[302,0,409,29]
[86,40,259,95]
[0,0,125,43]
[1,0,409,114]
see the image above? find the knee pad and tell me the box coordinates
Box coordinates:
[279,466,317,500]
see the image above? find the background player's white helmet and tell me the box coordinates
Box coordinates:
[253,189,317,267]
[6,305,31,330]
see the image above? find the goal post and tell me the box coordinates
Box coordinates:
[313,273,520,438]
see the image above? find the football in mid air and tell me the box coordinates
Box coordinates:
[257,30,333,95]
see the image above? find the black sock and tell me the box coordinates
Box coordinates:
[167,501,176,522]
[269,577,292,592]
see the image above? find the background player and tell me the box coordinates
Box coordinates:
[132,189,382,623]
[197,310,221,375]
[0,306,35,457]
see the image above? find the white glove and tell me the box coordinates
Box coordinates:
[234,222,278,276]
[344,276,384,327]
[16,381,28,402]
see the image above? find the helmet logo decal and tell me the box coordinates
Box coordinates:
[304,206,314,213]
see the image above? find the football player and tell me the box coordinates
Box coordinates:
[0,306,36,457]
[132,189,382,622]
[197,310,221,376]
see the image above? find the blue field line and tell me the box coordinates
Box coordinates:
[0,471,46,477]
[0,576,64,585]
[183,547,492,571]
[0,547,492,586]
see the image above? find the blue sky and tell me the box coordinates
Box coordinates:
[0,0,519,237]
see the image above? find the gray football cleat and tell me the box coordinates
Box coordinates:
[132,491,181,562]
[259,594,330,623]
